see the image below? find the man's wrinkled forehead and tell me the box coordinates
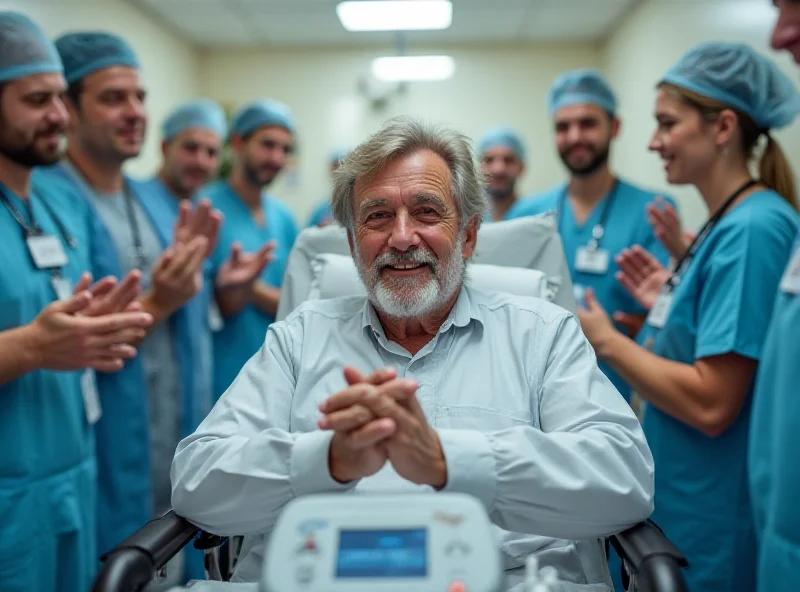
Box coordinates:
[355,150,451,196]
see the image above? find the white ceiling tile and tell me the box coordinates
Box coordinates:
[522,0,637,41]
[124,0,638,47]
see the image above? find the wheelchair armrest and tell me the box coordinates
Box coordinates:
[610,520,689,592]
[92,511,200,592]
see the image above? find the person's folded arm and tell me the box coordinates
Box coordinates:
[438,314,654,540]
[170,320,355,536]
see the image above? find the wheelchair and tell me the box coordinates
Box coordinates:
[91,510,688,592]
[93,217,689,592]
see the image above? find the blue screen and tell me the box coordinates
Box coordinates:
[336,529,427,578]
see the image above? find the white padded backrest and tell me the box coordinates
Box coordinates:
[276,214,577,320]
[308,253,555,302]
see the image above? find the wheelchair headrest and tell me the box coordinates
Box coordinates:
[308,253,556,302]
[276,214,577,320]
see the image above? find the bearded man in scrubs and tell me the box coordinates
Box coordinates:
[477,127,528,222]
[143,100,276,404]
[0,13,153,590]
[35,31,222,561]
[510,69,674,405]
[204,98,299,398]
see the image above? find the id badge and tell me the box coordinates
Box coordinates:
[81,369,102,425]
[208,300,224,332]
[575,246,610,275]
[51,276,73,301]
[647,288,673,328]
[26,234,68,269]
[780,245,800,295]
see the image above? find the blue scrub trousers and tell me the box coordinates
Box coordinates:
[0,458,97,591]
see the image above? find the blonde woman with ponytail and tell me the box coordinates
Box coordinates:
[577,42,800,592]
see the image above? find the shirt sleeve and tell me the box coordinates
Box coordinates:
[695,212,796,361]
[170,319,356,536]
[439,314,655,540]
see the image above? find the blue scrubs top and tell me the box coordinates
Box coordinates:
[306,199,333,227]
[749,232,800,592]
[0,177,97,591]
[509,179,673,400]
[637,190,799,592]
[35,164,212,557]
[205,181,298,398]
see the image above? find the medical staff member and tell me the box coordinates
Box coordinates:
[577,43,800,592]
[306,147,348,227]
[510,69,673,404]
[142,100,275,401]
[0,13,153,590]
[205,99,299,397]
[748,3,800,590]
[35,32,221,557]
[478,127,528,221]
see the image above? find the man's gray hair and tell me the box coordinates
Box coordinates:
[331,116,488,231]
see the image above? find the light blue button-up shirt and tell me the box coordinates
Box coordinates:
[172,286,654,589]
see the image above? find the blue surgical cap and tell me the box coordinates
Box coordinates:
[162,99,227,142]
[549,69,617,116]
[0,12,62,83]
[229,99,295,138]
[477,128,526,161]
[661,42,800,131]
[55,32,140,85]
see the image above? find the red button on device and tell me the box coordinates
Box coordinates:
[448,581,467,592]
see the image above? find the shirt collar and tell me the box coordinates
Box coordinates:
[360,284,483,339]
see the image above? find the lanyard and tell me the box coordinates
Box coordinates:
[666,179,757,291]
[0,187,39,235]
[122,183,146,270]
[557,179,620,251]
[0,185,77,247]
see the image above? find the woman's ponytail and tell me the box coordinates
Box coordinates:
[760,133,798,211]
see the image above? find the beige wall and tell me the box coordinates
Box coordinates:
[198,44,602,223]
[0,0,200,177]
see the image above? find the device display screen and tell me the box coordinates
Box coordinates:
[336,528,427,578]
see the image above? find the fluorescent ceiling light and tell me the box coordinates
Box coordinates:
[371,55,455,81]
[337,1,452,32]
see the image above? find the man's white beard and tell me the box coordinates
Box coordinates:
[355,234,466,319]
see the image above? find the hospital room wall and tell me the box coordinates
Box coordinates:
[197,45,603,222]
[603,0,800,230]
[0,0,200,177]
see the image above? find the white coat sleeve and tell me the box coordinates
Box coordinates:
[170,321,355,536]
[439,314,655,540]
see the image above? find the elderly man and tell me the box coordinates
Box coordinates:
[171,116,654,588]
